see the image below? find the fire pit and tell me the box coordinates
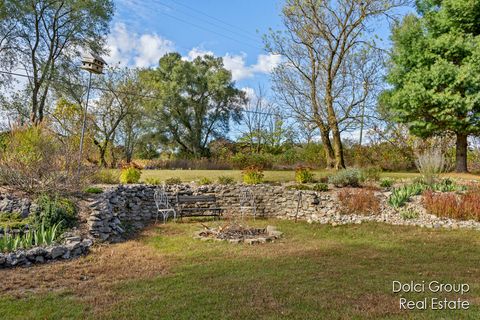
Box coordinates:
[194,224,283,244]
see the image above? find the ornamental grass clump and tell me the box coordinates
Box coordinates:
[295,166,315,183]
[242,166,264,184]
[337,188,380,215]
[217,176,235,185]
[423,190,480,221]
[415,148,446,185]
[120,167,142,184]
[198,177,212,185]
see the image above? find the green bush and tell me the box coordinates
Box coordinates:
[164,177,182,185]
[295,167,315,183]
[328,168,362,187]
[242,166,264,184]
[34,195,77,231]
[361,166,382,181]
[198,177,212,185]
[379,178,394,189]
[144,178,162,185]
[120,167,141,184]
[0,125,86,193]
[400,209,419,220]
[231,153,273,170]
[217,176,235,185]
[388,183,425,208]
[92,170,120,184]
[313,183,329,192]
[83,186,103,194]
[0,212,30,230]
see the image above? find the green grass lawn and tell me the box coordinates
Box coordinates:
[1,220,479,319]
[132,169,479,183]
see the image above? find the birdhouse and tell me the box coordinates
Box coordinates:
[81,53,106,74]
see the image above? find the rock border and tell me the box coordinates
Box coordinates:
[0,237,93,268]
[194,225,283,244]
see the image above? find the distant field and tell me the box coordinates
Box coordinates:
[109,169,480,183]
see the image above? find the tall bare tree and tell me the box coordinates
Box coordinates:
[266,0,404,169]
[3,0,113,125]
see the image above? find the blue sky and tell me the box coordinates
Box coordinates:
[108,1,413,95]
[108,0,285,91]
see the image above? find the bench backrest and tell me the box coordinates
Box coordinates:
[176,195,217,204]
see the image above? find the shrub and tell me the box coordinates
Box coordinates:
[120,167,141,184]
[198,177,212,185]
[337,188,380,215]
[388,183,426,208]
[83,186,103,194]
[242,166,264,184]
[0,212,30,231]
[33,195,77,231]
[400,208,419,220]
[328,168,362,187]
[379,178,394,189]
[361,166,382,181]
[164,177,182,185]
[415,148,446,185]
[217,176,235,185]
[92,170,120,184]
[295,167,315,183]
[231,153,273,170]
[0,125,90,193]
[423,190,480,221]
[144,178,162,185]
[313,183,329,192]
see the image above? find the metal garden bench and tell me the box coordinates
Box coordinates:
[175,193,223,220]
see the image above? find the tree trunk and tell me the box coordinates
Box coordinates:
[319,127,335,168]
[455,133,468,173]
[331,124,345,170]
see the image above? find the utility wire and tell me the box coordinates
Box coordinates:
[160,0,262,43]
[0,69,278,117]
[153,9,261,50]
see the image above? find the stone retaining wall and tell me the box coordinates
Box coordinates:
[0,237,93,268]
[88,184,338,242]
[88,184,480,243]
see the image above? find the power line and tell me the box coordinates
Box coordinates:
[153,7,261,50]
[161,0,262,43]
[0,69,278,117]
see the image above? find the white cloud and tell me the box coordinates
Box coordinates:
[107,27,281,79]
[106,23,175,68]
[184,48,214,61]
[252,54,283,73]
[224,53,282,81]
[186,48,282,81]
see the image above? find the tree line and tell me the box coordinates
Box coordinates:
[1,0,479,173]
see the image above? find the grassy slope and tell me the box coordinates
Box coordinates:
[1,220,479,319]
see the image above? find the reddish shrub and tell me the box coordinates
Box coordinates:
[337,188,380,215]
[423,190,480,221]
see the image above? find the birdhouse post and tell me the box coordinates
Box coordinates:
[78,53,107,175]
